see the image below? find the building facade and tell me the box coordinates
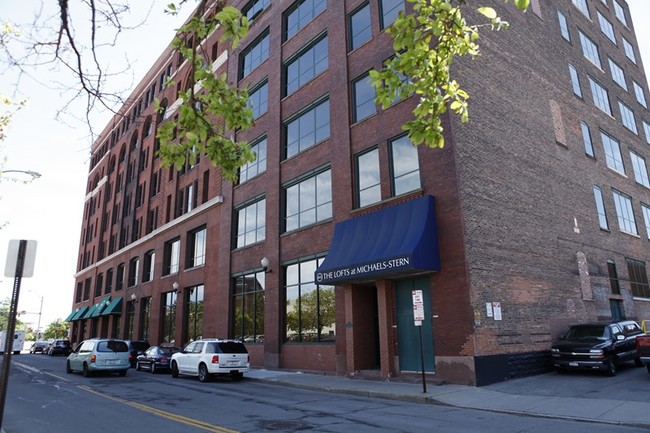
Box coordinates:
[67,0,650,386]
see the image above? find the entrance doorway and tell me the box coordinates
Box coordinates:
[395,277,435,372]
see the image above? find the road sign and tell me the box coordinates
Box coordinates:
[412,289,425,324]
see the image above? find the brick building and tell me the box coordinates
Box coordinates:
[67,0,650,386]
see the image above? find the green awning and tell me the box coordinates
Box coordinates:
[64,309,78,322]
[69,306,89,321]
[91,296,112,317]
[102,297,123,315]
[81,304,98,319]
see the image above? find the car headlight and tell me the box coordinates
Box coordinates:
[550,348,559,353]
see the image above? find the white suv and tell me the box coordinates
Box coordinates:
[170,339,249,382]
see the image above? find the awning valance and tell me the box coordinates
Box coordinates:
[315,195,440,284]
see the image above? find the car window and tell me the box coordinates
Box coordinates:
[610,325,623,338]
[217,342,248,354]
[184,342,196,353]
[80,341,95,353]
[161,347,179,355]
[97,340,129,352]
[564,326,608,340]
[193,342,204,354]
[132,342,150,351]
[622,323,641,335]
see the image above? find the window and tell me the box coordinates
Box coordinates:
[622,37,636,64]
[124,300,136,340]
[284,256,335,343]
[239,136,267,183]
[187,226,206,268]
[285,169,332,232]
[357,148,381,207]
[249,80,268,119]
[161,291,177,344]
[557,10,570,41]
[243,0,270,22]
[633,81,647,108]
[284,0,327,41]
[380,0,404,29]
[116,263,125,291]
[163,238,180,275]
[597,12,616,44]
[284,34,328,96]
[390,135,421,196]
[139,297,151,341]
[601,131,624,174]
[593,186,609,230]
[589,77,612,115]
[233,271,265,343]
[579,32,601,69]
[128,257,139,287]
[284,98,330,158]
[240,31,269,79]
[572,0,589,17]
[143,250,155,283]
[627,258,650,298]
[630,151,650,188]
[352,72,376,122]
[614,1,627,26]
[569,64,582,97]
[185,285,204,342]
[643,121,650,145]
[643,204,650,239]
[105,268,113,294]
[235,198,266,248]
[612,190,637,235]
[350,3,372,50]
[581,121,595,157]
[619,101,638,134]
[608,58,627,91]
[607,259,620,294]
[176,181,198,217]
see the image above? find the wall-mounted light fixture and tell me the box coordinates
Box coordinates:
[261,256,271,273]
[172,281,179,292]
[130,293,137,302]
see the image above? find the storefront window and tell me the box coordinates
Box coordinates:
[233,272,265,343]
[186,285,204,342]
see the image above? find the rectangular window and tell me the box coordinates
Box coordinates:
[284,0,327,41]
[239,136,267,183]
[185,285,204,342]
[569,64,582,97]
[581,121,595,157]
[143,250,155,283]
[357,148,381,207]
[597,12,616,44]
[607,260,620,294]
[284,98,330,159]
[163,238,180,275]
[233,271,265,343]
[125,300,136,340]
[161,291,177,344]
[633,81,648,108]
[589,77,612,116]
[608,58,627,90]
[105,268,113,294]
[390,135,421,196]
[579,32,601,69]
[593,186,609,230]
[187,226,207,268]
[623,37,636,64]
[284,34,328,96]
[643,205,650,239]
[94,273,103,297]
[630,151,650,188]
[627,258,650,298]
[243,0,270,22]
[285,169,332,232]
[380,0,405,29]
[139,297,151,341]
[240,31,269,79]
[643,121,650,145]
[613,190,637,235]
[350,3,372,50]
[601,131,625,174]
[284,256,335,343]
[352,72,377,122]
[235,198,266,248]
[614,1,628,26]
[128,257,139,287]
[557,10,570,41]
[249,80,268,119]
[618,101,638,134]
[572,0,590,17]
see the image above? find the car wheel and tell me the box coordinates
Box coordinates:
[231,372,243,381]
[606,357,617,377]
[171,362,179,378]
[118,370,127,377]
[150,363,156,374]
[136,361,141,371]
[634,357,644,367]
[198,364,210,382]
[66,361,73,374]
[82,363,91,378]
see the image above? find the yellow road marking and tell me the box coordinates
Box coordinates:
[78,385,239,433]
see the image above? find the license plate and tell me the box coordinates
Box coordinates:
[569,361,579,367]
[227,360,238,366]
[106,359,119,365]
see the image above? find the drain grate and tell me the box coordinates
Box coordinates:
[260,420,310,431]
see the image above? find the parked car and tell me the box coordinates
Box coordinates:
[124,340,150,368]
[551,320,644,376]
[635,326,650,375]
[46,339,72,356]
[136,345,181,373]
[170,339,249,382]
[29,341,49,354]
[66,338,130,377]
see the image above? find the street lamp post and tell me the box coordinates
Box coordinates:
[0,169,41,178]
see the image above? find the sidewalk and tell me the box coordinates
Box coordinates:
[246,369,650,429]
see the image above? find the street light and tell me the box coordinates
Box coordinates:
[0,169,41,179]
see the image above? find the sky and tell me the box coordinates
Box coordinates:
[1,1,650,335]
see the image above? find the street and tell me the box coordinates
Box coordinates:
[2,353,649,433]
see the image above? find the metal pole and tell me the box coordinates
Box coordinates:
[36,297,43,341]
[419,325,427,394]
[0,240,26,427]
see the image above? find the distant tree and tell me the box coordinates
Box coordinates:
[42,320,69,340]
[0,297,25,332]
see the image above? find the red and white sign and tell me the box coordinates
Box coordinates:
[412,290,425,325]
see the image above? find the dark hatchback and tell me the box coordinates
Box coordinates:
[136,345,181,373]
[125,340,150,367]
[46,339,72,356]
[30,341,49,354]
[551,320,644,376]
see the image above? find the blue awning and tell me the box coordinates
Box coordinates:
[315,195,440,284]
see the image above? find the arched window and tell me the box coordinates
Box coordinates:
[118,145,127,164]
[130,132,139,153]
[143,116,153,138]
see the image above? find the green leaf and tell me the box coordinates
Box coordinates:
[477,7,497,20]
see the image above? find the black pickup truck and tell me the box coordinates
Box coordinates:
[551,320,644,376]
